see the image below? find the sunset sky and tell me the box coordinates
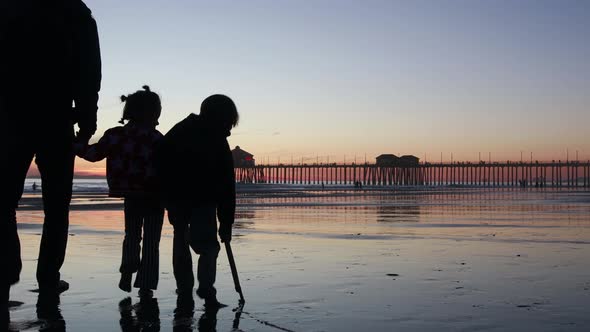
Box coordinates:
[32,0,590,177]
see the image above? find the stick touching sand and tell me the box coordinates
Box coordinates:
[225,241,245,303]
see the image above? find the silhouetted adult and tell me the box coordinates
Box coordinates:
[155,95,238,308]
[0,0,101,319]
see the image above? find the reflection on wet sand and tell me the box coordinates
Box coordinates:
[173,293,194,331]
[7,293,65,332]
[197,307,219,332]
[36,292,65,332]
[119,296,160,332]
[377,204,421,222]
[172,292,245,332]
[8,188,590,331]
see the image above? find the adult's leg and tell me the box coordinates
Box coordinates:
[1,283,8,326]
[169,209,194,292]
[0,131,33,289]
[134,200,164,290]
[35,126,74,289]
[1,105,35,324]
[189,206,220,300]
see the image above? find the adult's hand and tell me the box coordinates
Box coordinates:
[219,223,232,243]
[76,111,97,143]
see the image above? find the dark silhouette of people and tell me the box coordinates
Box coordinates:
[32,182,38,191]
[36,292,65,332]
[1,0,101,324]
[155,94,238,309]
[75,86,164,297]
[173,293,195,331]
[198,306,220,332]
[119,295,161,332]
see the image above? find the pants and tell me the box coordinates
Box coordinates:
[120,197,164,290]
[169,206,220,299]
[0,118,74,289]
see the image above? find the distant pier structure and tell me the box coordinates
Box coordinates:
[232,146,255,167]
[234,153,590,188]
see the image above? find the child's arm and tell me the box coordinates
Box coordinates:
[217,139,236,243]
[75,129,113,162]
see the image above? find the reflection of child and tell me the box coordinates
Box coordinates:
[75,86,164,296]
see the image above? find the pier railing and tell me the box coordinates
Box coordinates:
[234,161,590,187]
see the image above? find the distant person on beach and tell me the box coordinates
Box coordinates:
[155,94,238,308]
[32,182,38,191]
[75,86,164,297]
[0,0,101,319]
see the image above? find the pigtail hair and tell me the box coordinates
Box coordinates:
[119,95,128,124]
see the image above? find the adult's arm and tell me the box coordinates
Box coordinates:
[72,3,102,142]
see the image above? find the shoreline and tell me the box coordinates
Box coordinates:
[9,186,590,331]
[16,185,590,211]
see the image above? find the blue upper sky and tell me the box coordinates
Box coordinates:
[83,0,589,165]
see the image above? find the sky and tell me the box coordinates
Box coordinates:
[39,0,590,176]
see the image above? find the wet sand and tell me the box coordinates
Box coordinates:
[8,188,590,331]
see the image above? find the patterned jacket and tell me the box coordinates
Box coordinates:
[76,122,163,198]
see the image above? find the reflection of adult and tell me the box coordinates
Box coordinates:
[0,0,101,319]
[36,292,65,332]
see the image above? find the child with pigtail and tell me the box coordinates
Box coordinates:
[75,85,164,297]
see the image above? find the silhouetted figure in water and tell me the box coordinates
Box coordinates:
[119,295,161,332]
[155,95,238,309]
[75,86,164,297]
[36,292,65,332]
[173,293,196,332]
[32,182,38,191]
[198,306,221,332]
[0,0,101,322]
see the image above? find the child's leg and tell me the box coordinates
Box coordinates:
[189,206,220,301]
[171,219,194,293]
[120,199,144,277]
[134,204,164,290]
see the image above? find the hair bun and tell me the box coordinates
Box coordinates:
[142,85,151,92]
[120,95,128,102]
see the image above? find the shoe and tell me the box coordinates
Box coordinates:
[119,273,132,293]
[39,280,69,294]
[138,288,153,298]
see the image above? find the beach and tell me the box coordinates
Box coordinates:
[7,185,590,331]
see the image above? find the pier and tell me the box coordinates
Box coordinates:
[234,161,590,188]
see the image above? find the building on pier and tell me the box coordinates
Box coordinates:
[376,154,399,166]
[232,146,255,167]
[399,155,420,166]
[376,154,419,166]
